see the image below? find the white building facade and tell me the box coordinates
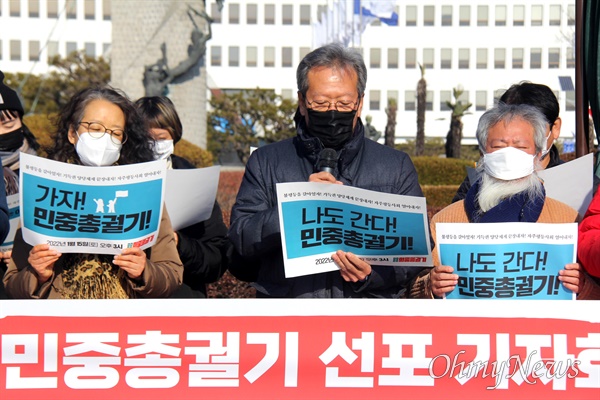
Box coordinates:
[1,0,578,146]
[204,0,577,145]
[0,0,112,76]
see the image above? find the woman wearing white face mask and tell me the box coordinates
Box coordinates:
[136,96,229,298]
[3,86,183,299]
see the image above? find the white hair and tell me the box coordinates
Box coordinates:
[475,160,544,214]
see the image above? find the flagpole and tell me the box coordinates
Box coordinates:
[351,0,354,47]
[329,0,332,44]
[359,0,363,49]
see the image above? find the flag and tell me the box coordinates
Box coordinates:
[354,0,399,27]
[312,9,329,48]
[313,1,356,48]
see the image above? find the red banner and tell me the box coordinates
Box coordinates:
[0,299,598,399]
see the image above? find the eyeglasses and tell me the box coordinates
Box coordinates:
[0,110,18,124]
[305,97,360,113]
[78,121,127,145]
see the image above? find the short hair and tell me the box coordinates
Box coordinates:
[135,96,183,144]
[476,103,548,154]
[296,43,367,97]
[499,81,559,125]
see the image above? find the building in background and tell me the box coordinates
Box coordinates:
[1,0,578,146]
[205,0,577,146]
[0,0,112,75]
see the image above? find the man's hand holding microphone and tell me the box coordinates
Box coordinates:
[307,148,372,282]
[308,148,343,184]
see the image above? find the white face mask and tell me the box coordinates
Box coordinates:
[483,147,535,181]
[76,132,122,167]
[153,139,174,160]
[540,128,553,159]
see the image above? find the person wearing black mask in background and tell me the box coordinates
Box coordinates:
[0,71,40,298]
[228,43,425,298]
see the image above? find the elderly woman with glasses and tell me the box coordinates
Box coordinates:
[3,86,183,299]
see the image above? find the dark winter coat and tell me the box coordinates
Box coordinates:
[169,155,229,298]
[228,119,426,298]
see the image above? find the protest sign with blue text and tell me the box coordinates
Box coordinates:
[19,153,166,255]
[436,222,577,300]
[277,182,432,278]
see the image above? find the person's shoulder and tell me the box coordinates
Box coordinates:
[432,201,467,224]
[171,154,195,169]
[251,138,296,159]
[542,197,579,222]
[363,138,411,160]
[244,138,297,172]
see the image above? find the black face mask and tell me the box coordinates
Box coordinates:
[0,127,24,152]
[306,109,356,150]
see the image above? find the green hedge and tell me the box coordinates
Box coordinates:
[23,114,213,167]
[396,137,481,162]
[412,156,474,186]
[173,139,213,167]
[422,185,459,208]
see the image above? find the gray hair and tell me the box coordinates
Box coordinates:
[296,43,367,97]
[476,103,548,154]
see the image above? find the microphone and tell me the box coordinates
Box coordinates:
[316,148,338,174]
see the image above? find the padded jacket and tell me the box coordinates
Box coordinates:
[228,119,426,298]
[579,189,600,278]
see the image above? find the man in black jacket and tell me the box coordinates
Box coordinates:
[228,43,426,298]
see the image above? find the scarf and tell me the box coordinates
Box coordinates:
[0,138,35,170]
[464,180,545,223]
[60,253,133,299]
[1,140,36,195]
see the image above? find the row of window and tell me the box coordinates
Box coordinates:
[0,39,109,61]
[210,3,576,28]
[2,39,572,73]
[0,0,111,20]
[275,88,575,113]
[3,1,574,28]
[370,48,574,70]
[210,46,575,70]
[350,89,575,113]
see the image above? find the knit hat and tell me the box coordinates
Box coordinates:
[0,71,24,116]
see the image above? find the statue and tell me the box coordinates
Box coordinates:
[143,6,213,97]
[365,115,381,141]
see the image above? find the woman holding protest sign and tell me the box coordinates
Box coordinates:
[3,86,183,299]
[135,96,229,298]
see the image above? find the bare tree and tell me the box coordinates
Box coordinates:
[385,98,397,148]
[416,63,426,156]
[445,86,472,159]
